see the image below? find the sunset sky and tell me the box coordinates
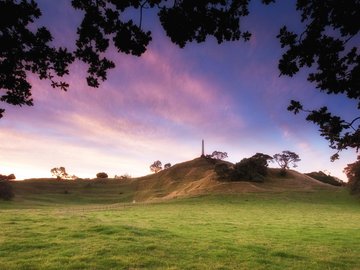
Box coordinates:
[1,1,357,180]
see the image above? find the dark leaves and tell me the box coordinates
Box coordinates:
[280,0,360,159]
[287,100,303,114]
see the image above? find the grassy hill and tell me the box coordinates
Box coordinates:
[133,157,336,201]
[1,157,359,269]
[7,157,337,205]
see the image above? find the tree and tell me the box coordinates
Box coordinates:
[50,167,68,179]
[96,172,108,178]
[1,1,359,169]
[214,163,232,181]
[215,153,272,182]
[232,153,273,182]
[211,151,228,160]
[1,0,276,118]
[164,163,171,169]
[280,1,360,161]
[150,160,162,173]
[305,171,344,187]
[0,179,14,200]
[0,173,16,180]
[344,157,360,195]
[0,0,74,118]
[273,150,300,175]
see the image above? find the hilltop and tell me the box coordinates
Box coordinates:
[132,157,336,201]
[8,157,337,205]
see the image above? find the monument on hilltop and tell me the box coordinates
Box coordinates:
[201,139,205,157]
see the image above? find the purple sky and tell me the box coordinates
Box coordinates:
[1,1,357,180]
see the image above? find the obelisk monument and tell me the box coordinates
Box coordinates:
[201,139,205,157]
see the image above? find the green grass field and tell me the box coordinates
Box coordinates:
[1,186,359,269]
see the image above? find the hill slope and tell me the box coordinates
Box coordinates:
[10,157,337,204]
[132,157,336,201]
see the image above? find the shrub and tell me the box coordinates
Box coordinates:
[164,163,171,169]
[96,172,108,179]
[115,174,131,180]
[215,153,272,183]
[150,160,162,173]
[214,163,232,181]
[306,171,344,186]
[0,180,14,200]
[232,159,265,182]
[0,174,16,180]
[344,158,360,195]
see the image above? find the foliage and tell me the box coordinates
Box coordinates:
[1,1,359,171]
[281,1,360,160]
[0,0,74,118]
[150,160,162,173]
[0,180,14,200]
[1,0,267,118]
[232,153,273,182]
[215,153,273,182]
[164,163,171,169]
[115,174,131,180]
[273,151,300,175]
[211,151,228,160]
[306,171,344,187]
[96,172,108,179]
[344,158,360,195]
[214,163,232,181]
[0,174,16,180]
[50,167,69,179]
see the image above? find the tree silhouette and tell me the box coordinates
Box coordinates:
[0,0,273,118]
[150,160,162,173]
[50,167,68,179]
[281,1,360,160]
[211,151,228,160]
[344,157,360,194]
[164,163,171,169]
[1,0,359,163]
[273,150,300,175]
[96,172,108,178]
[0,0,74,118]
[0,179,14,200]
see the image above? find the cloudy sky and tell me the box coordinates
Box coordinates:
[1,1,357,180]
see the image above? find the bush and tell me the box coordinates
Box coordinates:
[115,174,131,180]
[0,174,16,180]
[0,180,14,200]
[306,171,344,186]
[214,153,272,183]
[232,159,265,182]
[164,163,172,169]
[96,172,108,179]
[344,158,360,195]
[214,163,232,181]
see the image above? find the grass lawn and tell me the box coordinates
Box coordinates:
[0,189,359,269]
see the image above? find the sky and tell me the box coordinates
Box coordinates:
[1,1,358,180]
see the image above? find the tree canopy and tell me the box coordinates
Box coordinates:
[273,150,301,174]
[150,160,162,173]
[1,0,359,162]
